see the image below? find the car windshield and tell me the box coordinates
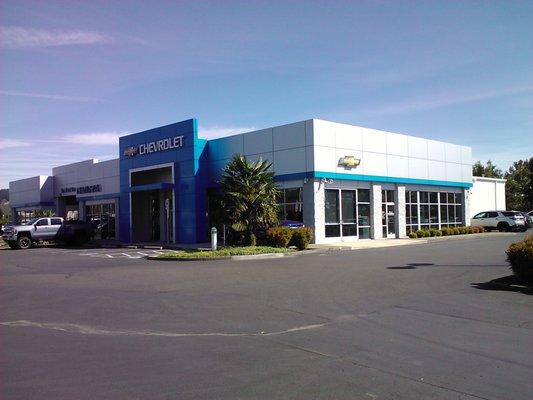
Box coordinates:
[23,218,40,225]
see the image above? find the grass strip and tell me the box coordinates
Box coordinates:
[157,246,294,259]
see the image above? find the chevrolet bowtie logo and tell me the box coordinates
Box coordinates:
[123,146,138,157]
[338,156,361,169]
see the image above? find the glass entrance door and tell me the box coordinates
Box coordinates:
[382,190,396,238]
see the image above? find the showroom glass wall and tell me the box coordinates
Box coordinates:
[405,190,463,232]
[85,202,116,240]
[325,188,371,239]
[277,187,303,222]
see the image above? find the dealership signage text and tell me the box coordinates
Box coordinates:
[124,135,184,157]
[61,184,102,195]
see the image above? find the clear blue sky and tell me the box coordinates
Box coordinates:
[1,0,532,186]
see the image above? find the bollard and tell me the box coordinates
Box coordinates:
[211,227,217,251]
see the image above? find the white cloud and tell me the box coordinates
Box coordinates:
[199,126,257,139]
[0,90,104,102]
[62,132,126,145]
[0,26,111,49]
[0,139,30,149]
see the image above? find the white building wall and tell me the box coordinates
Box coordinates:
[9,175,54,207]
[53,158,120,198]
[312,119,472,184]
[470,177,507,218]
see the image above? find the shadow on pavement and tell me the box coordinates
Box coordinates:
[472,275,533,295]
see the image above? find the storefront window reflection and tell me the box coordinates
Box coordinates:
[86,203,116,240]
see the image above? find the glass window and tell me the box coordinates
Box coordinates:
[455,205,462,222]
[341,191,356,223]
[284,188,302,203]
[420,192,429,203]
[441,205,448,222]
[325,190,340,224]
[358,204,370,226]
[473,212,486,219]
[420,205,429,223]
[410,205,418,224]
[51,218,63,225]
[325,225,340,237]
[358,227,371,239]
[35,219,49,226]
[387,190,395,203]
[342,224,358,236]
[440,193,447,203]
[357,189,370,203]
[277,187,304,222]
[448,205,456,222]
[410,191,417,203]
[429,205,438,224]
[430,192,438,203]
[447,193,454,203]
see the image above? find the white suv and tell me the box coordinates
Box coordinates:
[471,211,526,232]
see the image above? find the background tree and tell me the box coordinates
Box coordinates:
[220,155,280,245]
[505,158,532,211]
[472,160,503,178]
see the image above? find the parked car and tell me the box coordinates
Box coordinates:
[2,217,94,249]
[471,210,527,232]
[519,211,533,229]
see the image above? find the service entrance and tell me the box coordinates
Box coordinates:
[131,189,173,243]
[129,165,174,243]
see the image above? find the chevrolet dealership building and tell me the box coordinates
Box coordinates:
[9,118,480,244]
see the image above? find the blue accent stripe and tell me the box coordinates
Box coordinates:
[11,201,55,208]
[126,183,174,192]
[274,171,472,188]
[76,193,121,202]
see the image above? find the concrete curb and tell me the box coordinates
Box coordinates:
[412,232,520,243]
[146,250,307,262]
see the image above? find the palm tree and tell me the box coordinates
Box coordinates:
[220,155,280,244]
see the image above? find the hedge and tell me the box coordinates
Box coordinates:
[266,226,314,250]
[506,235,533,283]
[290,227,314,250]
[409,226,485,239]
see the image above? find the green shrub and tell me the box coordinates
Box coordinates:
[506,236,533,283]
[458,227,467,235]
[408,232,418,239]
[266,227,294,248]
[429,229,441,237]
[465,226,473,234]
[290,227,314,250]
[414,229,429,238]
[246,233,257,246]
[441,227,450,236]
[452,227,460,235]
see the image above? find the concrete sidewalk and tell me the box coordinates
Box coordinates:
[309,238,423,250]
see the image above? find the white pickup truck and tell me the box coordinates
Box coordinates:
[2,217,94,249]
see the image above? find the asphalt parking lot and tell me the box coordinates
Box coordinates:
[1,233,532,400]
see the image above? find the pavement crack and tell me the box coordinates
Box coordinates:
[0,320,330,338]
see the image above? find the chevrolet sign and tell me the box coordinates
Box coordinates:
[338,156,361,169]
[123,147,138,157]
[123,135,184,157]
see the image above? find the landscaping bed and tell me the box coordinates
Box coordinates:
[154,246,295,260]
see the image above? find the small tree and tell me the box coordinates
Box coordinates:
[220,155,280,245]
[472,160,503,178]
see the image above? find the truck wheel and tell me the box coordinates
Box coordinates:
[497,222,509,232]
[17,236,32,249]
[7,241,19,249]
